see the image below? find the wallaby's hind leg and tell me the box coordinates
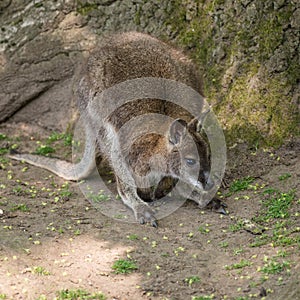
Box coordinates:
[9,125,97,181]
[116,177,157,227]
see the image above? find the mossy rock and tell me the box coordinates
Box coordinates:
[165,0,299,147]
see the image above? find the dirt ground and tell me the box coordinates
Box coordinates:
[0,122,299,300]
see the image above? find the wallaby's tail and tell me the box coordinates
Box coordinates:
[9,152,95,181]
[9,120,98,181]
[9,141,96,181]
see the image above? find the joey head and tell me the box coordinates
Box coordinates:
[9,32,226,226]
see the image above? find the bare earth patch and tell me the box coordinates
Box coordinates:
[0,123,299,300]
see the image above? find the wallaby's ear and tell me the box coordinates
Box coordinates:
[168,119,187,145]
[188,108,211,133]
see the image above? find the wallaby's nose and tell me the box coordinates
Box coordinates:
[205,180,214,190]
[203,171,214,190]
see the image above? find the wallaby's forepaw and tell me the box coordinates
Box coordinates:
[206,197,228,215]
[136,204,157,228]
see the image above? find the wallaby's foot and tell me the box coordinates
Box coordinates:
[206,197,227,215]
[116,176,158,227]
[136,204,157,227]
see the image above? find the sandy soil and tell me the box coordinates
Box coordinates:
[0,123,299,300]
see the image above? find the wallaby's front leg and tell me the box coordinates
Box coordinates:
[101,124,158,226]
[116,177,157,227]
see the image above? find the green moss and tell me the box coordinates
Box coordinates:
[258,17,283,60]
[12,18,23,26]
[75,1,98,15]
[134,7,142,26]
[34,2,43,8]
[218,68,298,146]
[169,1,223,93]
[164,0,299,147]
[259,6,293,61]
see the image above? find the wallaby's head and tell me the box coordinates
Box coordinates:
[166,113,213,199]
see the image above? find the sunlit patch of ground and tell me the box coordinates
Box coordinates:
[0,236,146,299]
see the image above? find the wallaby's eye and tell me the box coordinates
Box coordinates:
[185,158,196,166]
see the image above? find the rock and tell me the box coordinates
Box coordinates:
[0,0,298,145]
[0,1,95,130]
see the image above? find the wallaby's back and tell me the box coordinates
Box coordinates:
[76,32,204,128]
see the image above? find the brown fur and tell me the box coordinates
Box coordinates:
[10,32,222,226]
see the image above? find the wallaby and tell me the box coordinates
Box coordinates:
[9,32,226,227]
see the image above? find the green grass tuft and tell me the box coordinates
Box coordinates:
[56,289,106,300]
[127,234,139,241]
[192,295,214,300]
[0,133,7,140]
[11,203,30,212]
[278,173,291,181]
[185,275,201,287]
[260,258,290,275]
[47,132,73,146]
[112,259,138,274]
[262,189,295,219]
[35,145,55,156]
[229,177,254,193]
[31,266,50,276]
[225,259,252,270]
